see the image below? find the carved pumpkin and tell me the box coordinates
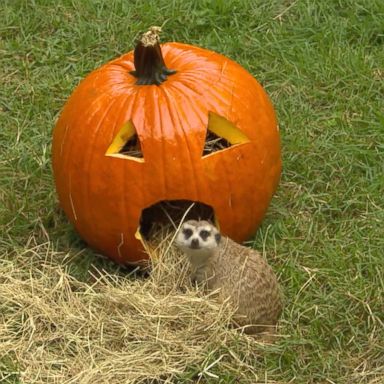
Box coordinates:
[52,27,281,264]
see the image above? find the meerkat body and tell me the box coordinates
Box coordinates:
[175,220,282,334]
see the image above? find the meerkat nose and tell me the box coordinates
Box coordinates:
[190,238,200,249]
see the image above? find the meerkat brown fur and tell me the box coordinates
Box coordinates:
[175,220,282,335]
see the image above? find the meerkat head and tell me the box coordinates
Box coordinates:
[175,220,221,262]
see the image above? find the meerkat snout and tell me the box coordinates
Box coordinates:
[190,238,200,249]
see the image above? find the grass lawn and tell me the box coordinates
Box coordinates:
[1,0,383,383]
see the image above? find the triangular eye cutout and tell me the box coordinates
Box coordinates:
[203,112,250,157]
[105,121,144,162]
[203,130,232,155]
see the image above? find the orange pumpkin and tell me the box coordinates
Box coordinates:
[52,27,281,264]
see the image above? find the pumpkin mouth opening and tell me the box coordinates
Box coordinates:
[138,200,215,240]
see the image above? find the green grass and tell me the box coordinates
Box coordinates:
[1,0,383,382]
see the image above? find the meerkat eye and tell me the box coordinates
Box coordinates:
[199,229,211,241]
[182,228,193,239]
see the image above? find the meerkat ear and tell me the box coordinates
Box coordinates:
[215,233,221,244]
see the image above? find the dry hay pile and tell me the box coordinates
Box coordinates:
[0,230,272,383]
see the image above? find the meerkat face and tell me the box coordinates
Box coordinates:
[175,220,221,259]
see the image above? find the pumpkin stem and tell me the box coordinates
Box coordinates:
[131,26,176,85]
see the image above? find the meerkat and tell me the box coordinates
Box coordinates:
[175,220,283,335]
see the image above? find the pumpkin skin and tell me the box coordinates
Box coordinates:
[52,41,281,264]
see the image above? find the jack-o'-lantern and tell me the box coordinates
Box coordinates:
[52,27,281,264]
